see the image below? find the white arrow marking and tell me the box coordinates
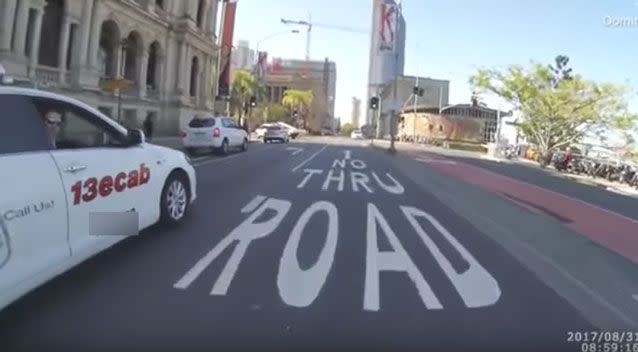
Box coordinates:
[415,157,457,165]
[286,147,303,155]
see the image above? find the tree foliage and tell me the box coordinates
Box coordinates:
[340,123,355,136]
[231,69,258,120]
[264,103,290,123]
[469,55,632,153]
[281,89,314,129]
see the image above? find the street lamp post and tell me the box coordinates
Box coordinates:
[254,30,300,65]
[117,38,129,124]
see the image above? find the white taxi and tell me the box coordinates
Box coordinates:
[0,87,197,311]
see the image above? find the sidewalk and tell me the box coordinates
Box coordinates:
[150,137,183,151]
[372,139,638,197]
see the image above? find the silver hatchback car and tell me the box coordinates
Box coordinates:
[263,125,290,143]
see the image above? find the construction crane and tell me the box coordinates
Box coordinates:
[281,14,368,60]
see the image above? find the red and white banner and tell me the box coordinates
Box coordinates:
[378,2,396,51]
[218,0,238,97]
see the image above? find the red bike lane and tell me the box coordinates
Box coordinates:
[408,152,638,264]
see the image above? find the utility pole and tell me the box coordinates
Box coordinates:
[389,76,398,153]
[412,76,418,143]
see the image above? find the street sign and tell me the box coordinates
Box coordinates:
[102,78,133,92]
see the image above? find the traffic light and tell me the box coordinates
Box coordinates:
[369,96,379,110]
[293,109,298,118]
[249,96,257,107]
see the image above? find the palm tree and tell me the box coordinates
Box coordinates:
[231,69,257,123]
[281,89,314,129]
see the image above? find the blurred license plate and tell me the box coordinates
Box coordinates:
[193,132,207,139]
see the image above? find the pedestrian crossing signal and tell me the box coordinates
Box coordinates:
[370,97,379,110]
[250,96,257,107]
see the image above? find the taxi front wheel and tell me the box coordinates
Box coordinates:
[160,172,190,226]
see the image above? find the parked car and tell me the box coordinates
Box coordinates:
[181,116,248,155]
[263,125,290,143]
[0,86,197,311]
[275,122,302,139]
[255,123,274,139]
[351,129,364,139]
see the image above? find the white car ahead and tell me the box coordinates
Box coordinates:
[255,123,274,139]
[351,129,364,139]
[263,125,290,143]
[181,116,248,155]
[0,87,197,311]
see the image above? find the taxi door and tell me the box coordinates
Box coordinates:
[0,94,70,300]
[33,98,154,255]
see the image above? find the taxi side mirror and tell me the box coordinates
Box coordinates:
[127,129,145,146]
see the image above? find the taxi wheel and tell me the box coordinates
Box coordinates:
[241,138,248,151]
[160,172,190,226]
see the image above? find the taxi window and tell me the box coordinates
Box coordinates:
[0,94,52,154]
[31,97,127,150]
[222,118,236,128]
[189,118,215,128]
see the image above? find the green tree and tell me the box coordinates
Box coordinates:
[282,89,314,129]
[469,55,631,164]
[265,103,290,123]
[340,122,355,136]
[230,69,257,122]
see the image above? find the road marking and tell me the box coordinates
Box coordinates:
[633,294,638,303]
[277,201,339,307]
[241,195,267,213]
[401,206,501,308]
[193,145,275,167]
[173,196,292,293]
[286,147,304,155]
[344,150,351,160]
[415,157,457,165]
[291,145,328,172]
[364,203,443,311]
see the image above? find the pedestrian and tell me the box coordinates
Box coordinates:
[143,113,154,141]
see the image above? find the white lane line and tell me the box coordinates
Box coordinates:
[193,145,275,167]
[292,145,328,172]
[633,294,638,303]
[241,195,267,214]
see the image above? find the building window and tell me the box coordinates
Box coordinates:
[155,0,164,9]
[438,125,443,132]
[190,56,199,97]
[38,0,65,67]
[123,31,143,82]
[147,41,161,89]
[196,0,205,28]
[98,20,120,79]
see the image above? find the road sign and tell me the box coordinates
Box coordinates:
[102,78,133,92]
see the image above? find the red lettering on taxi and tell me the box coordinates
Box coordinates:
[70,164,151,205]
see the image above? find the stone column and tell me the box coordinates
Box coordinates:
[176,41,187,95]
[28,7,44,77]
[58,15,72,82]
[80,0,95,67]
[13,0,30,55]
[0,0,17,51]
[138,48,149,98]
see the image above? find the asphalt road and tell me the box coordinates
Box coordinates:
[3,137,634,352]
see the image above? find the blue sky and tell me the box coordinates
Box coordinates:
[233,0,638,124]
